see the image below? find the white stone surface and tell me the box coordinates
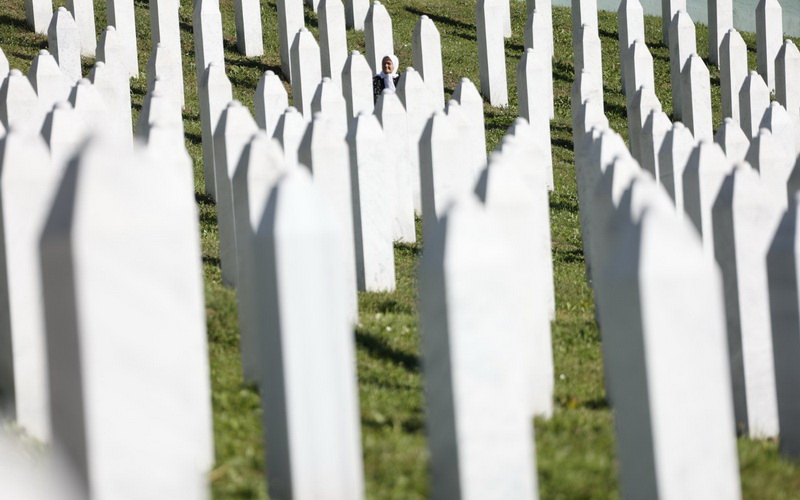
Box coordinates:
[25,0,52,35]
[476,0,508,107]
[231,132,285,383]
[342,51,374,121]
[505,116,554,195]
[669,10,695,119]
[40,134,214,498]
[447,100,487,186]
[629,86,662,162]
[746,127,792,209]
[69,78,110,133]
[756,0,783,91]
[523,9,555,119]
[658,121,695,217]
[28,50,70,111]
[193,0,225,84]
[708,0,733,65]
[740,70,772,140]
[571,0,598,48]
[47,8,82,83]
[419,193,539,500]
[88,61,132,145]
[42,101,88,168]
[254,70,288,137]
[253,167,365,500]
[234,0,263,56]
[346,112,395,291]
[312,77,348,137]
[576,24,604,107]
[681,54,714,142]
[398,67,435,213]
[640,109,671,180]
[618,0,645,94]
[66,0,96,56]
[517,47,549,125]
[147,43,184,109]
[720,29,748,124]
[96,26,127,78]
[136,87,183,144]
[661,0,686,45]
[150,0,184,106]
[625,39,654,110]
[715,118,750,164]
[106,0,139,78]
[0,69,44,133]
[277,0,305,80]
[375,90,415,243]
[413,15,445,110]
[318,0,348,83]
[364,1,394,75]
[527,0,553,61]
[345,0,368,30]
[273,106,306,168]
[0,49,8,83]
[199,62,233,199]
[761,101,797,164]
[712,162,782,439]
[776,40,800,153]
[0,129,54,443]
[452,78,487,187]
[298,112,359,321]
[214,101,259,287]
[290,28,322,119]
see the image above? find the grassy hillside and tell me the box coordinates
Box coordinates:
[1,0,800,497]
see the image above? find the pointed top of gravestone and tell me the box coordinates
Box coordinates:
[350,50,360,55]
[421,14,429,20]
[322,76,331,83]
[57,6,66,12]
[285,106,299,114]
[9,69,22,77]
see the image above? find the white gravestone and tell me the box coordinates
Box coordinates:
[318,0,348,83]
[25,0,52,35]
[761,102,797,164]
[40,135,214,498]
[254,71,288,137]
[447,100,486,186]
[720,29,748,124]
[273,106,306,168]
[681,54,714,143]
[42,101,88,168]
[668,10,695,120]
[375,90,415,243]
[740,71,772,140]
[413,15,445,110]
[528,0,553,61]
[253,167,365,500]
[523,9,555,119]
[69,79,110,133]
[364,1,394,75]
[505,116,554,195]
[0,49,8,82]
[66,0,96,56]
[136,88,183,144]
[234,0,263,56]
[290,28,322,120]
[476,0,508,107]
[776,40,800,153]
[150,0,184,106]
[0,70,44,133]
[756,0,783,92]
[419,194,539,500]
[658,121,695,217]
[312,77,348,137]
[0,129,55,443]
[47,8,82,83]
[96,26,126,78]
[342,51,374,121]
[28,50,70,111]
[661,0,686,45]
[708,0,733,65]
[712,162,782,438]
[624,40,654,110]
[598,188,742,500]
[193,0,225,84]
[397,67,435,213]
[452,78,487,184]
[277,0,305,81]
[231,132,286,383]
[106,0,139,78]
[514,55,554,189]
[576,24,604,107]
[618,0,645,94]
[629,86,662,162]
[746,128,792,209]
[298,112,359,321]
[715,118,750,164]
[682,140,733,258]
[346,112,396,292]
[89,61,132,145]
[640,109,672,180]
[146,43,183,110]
[199,62,233,199]
[571,0,598,49]
[345,0,368,30]
[214,101,258,287]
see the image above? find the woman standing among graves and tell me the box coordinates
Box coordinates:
[373,54,400,102]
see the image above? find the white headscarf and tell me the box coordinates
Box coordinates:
[378,54,399,92]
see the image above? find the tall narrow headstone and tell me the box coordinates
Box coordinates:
[625,40,654,109]
[25,0,52,35]
[345,0,368,30]
[658,121,695,216]
[640,109,672,180]
[342,51,374,121]
[254,167,365,500]
[419,194,539,500]
[150,0,184,106]
[682,54,714,142]
[193,0,225,84]
[756,0,783,92]
[397,67,434,213]
[146,43,183,109]
[311,77,348,135]
[523,9,554,119]
[618,0,645,94]
[89,62,132,146]
[234,0,263,56]
[96,26,126,78]
[277,0,305,81]
[69,79,110,133]
[47,8,82,83]
[715,118,750,164]
[42,101,88,168]
[254,71,288,137]
[629,86,662,162]
[720,29,748,124]
[66,0,96,56]
[0,70,44,133]
[346,112,396,292]
[740,71,772,140]
[571,0,598,47]
[364,1,393,75]
[448,100,489,185]
[517,47,549,125]
[199,63,233,199]
[713,162,782,438]
[746,128,792,208]
[318,0,348,83]
[273,106,306,168]
[476,0,508,107]
[106,0,139,78]
[761,102,797,164]
[290,28,322,119]
[28,50,70,111]
[776,40,800,153]
[661,0,685,45]
[708,0,733,65]
[452,78,487,184]
[576,24,604,107]
[669,10,695,119]
[413,16,445,111]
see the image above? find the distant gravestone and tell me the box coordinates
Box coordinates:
[213,101,259,287]
[681,54,714,142]
[398,67,435,213]
[193,0,225,84]
[146,43,183,109]
[419,194,539,500]
[42,101,88,168]
[40,135,214,498]
[708,0,733,65]
[505,117,554,194]
[413,16,445,110]
[150,0,184,106]
[476,0,508,107]
[364,1,393,75]
[452,78,487,186]
[712,162,782,439]
[661,0,685,45]
[720,29,748,124]
[669,10,695,119]
[66,0,96,56]
[234,0,263,56]
[0,70,44,133]
[47,8,82,83]
[277,0,305,81]
[740,71,772,140]
[273,106,306,168]
[136,87,182,144]
[253,167,365,500]
[375,90,415,243]
[69,79,110,133]
[658,121,695,216]
[640,109,672,180]
[254,71,288,137]
[199,62,233,199]
[89,62,132,146]
[447,100,485,186]
[346,112,395,292]
[571,0,598,48]
[761,102,797,164]
[311,77,348,135]
[106,0,139,78]
[629,85,662,162]
[523,9,554,119]
[318,0,348,83]
[618,0,645,94]
[517,47,549,126]
[746,128,792,208]
[25,0,52,35]
[290,28,322,119]
[96,26,126,78]
[756,0,783,92]
[28,50,70,112]
[715,118,750,164]
[576,24,604,107]
[776,40,800,152]
[342,51,374,120]
[345,0,368,30]
[624,40,654,109]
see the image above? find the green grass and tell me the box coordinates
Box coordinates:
[1,0,800,497]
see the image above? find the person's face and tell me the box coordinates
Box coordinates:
[382,58,394,74]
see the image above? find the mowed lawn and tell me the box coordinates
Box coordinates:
[1,0,800,497]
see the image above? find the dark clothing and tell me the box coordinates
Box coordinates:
[373,75,400,102]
